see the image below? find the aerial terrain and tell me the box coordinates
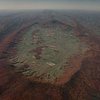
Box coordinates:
[0,10,100,100]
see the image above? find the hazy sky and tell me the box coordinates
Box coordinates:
[0,0,100,11]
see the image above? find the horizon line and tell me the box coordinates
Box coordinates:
[0,8,100,12]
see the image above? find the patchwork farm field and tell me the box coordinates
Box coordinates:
[0,10,100,100]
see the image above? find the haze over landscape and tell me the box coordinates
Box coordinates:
[0,0,100,100]
[0,0,100,11]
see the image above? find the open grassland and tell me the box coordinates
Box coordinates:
[8,22,88,82]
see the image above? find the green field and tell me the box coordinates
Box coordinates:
[8,23,88,82]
